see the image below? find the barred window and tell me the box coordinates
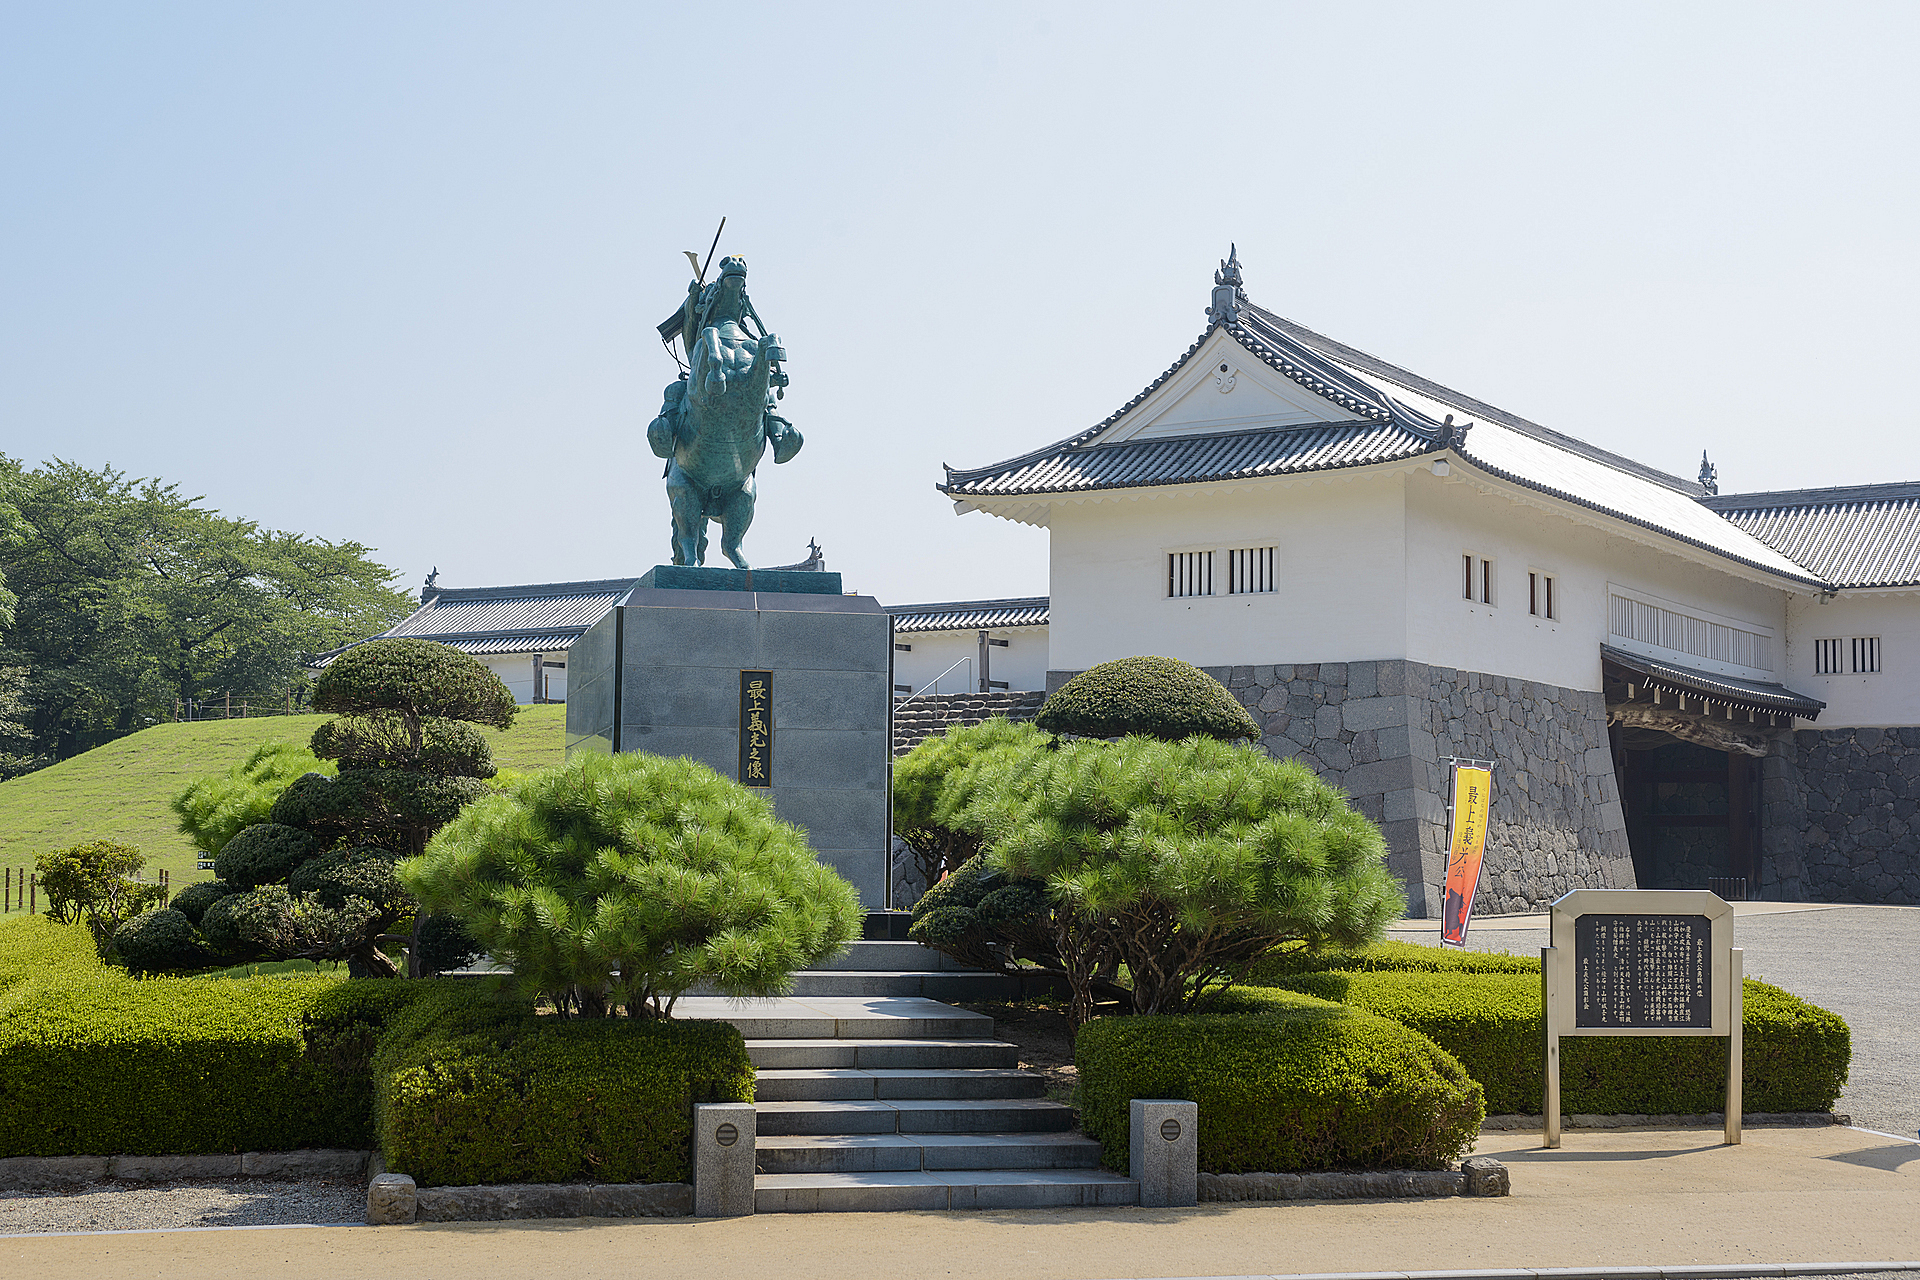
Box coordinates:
[1814,638,1843,675]
[1168,550,1213,598]
[1226,545,1276,595]
[1529,570,1557,620]
[1465,554,1494,605]
[1852,636,1881,674]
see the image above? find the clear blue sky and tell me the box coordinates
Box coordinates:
[4,2,1916,605]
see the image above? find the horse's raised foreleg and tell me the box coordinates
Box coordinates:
[714,478,757,570]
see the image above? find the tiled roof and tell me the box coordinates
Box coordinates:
[1701,483,1920,589]
[941,288,1823,588]
[887,597,1050,633]
[310,577,636,667]
[940,420,1433,499]
[389,578,638,637]
[1601,644,1825,718]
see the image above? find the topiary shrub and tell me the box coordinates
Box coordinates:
[171,740,335,861]
[213,823,315,891]
[287,846,404,911]
[1076,987,1484,1173]
[1034,655,1260,741]
[310,713,496,778]
[200,886,301,960]
[167,880,235,927]
[1258,968,1850,1116]
[313,638,517,730]
[372,982,755,1186]
[110,909,206,974]
[907,854,1053,972]
[894,718,1047,890]
[944,733,1403,1024]
[1246,938,1544,984]
[402,750,862,1018]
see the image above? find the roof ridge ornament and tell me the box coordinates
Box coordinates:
[1207,244,1246,326]
[1435,413,1473,448]
[1699,450,1719,496]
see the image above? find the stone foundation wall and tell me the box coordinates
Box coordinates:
[1049,661,1635,917]
[1761,727,1920,904]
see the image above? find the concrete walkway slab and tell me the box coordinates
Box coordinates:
[4,1125,1914,1280]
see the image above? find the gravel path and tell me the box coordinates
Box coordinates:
[1390,904,1920,1140]
[0,1179,364,1235]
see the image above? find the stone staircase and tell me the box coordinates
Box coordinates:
[678,940,1138,1212]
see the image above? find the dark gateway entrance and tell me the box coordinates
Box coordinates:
[1602,645,1825,899]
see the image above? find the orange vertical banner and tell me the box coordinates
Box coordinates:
[1440,763,1492,947]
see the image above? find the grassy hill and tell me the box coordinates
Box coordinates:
[0,705,567,900]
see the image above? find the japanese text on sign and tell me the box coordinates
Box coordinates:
[739,670,773,788]
[1573,913,1711,1029]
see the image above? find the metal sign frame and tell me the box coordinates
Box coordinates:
[1542,888,1742,1148]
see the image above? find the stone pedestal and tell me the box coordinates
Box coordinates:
[1129,1098,1198,1208]
[565,567,892,906]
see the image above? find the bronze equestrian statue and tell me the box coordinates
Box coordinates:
[648,255,802,568]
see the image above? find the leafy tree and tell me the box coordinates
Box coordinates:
[36,839,166,954]
[172,740,335,859]
[0,455,413,764]
[925,732,1403,1026]
[402,751,863,1019]
[894,716,1041,889]
[1034,655,1261,742]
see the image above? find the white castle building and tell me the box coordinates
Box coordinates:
[938,250,1919,913]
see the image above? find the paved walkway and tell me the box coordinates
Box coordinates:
[4,1125,1914,1280]
[1389,903,1920,1139]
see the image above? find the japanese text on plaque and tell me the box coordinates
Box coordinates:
[1573,913,1711,1029]
[739,670,773,788]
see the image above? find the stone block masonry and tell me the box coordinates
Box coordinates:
[1050,660,1636,916]
[1761,727,1920,904]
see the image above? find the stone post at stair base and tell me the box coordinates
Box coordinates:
[1130,1099,1198,1208]
[693,1103,756,1217]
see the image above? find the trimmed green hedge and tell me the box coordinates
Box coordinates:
[0,916,445,1156]
[1261,970,1849,1115]
[1076,987,1484,1174]
[373,984,756,1186]
[1248,938,1543,981]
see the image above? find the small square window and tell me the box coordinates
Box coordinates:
[1852,637,1881,674]
[1814,638,1843,675]
[1169,550,1214,598]
[1529,570,1558,620]
[1226,545,1277,594]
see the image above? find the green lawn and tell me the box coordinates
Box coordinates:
[0,705,567,902]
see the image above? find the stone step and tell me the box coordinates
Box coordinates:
[754,1068,1047,1102]
[755,1132,1104,1174]
[746,1038,1021,1070]
[755,1098,1077,1136]
[676,996,995,1041]
[785,970,1020,1000]
[810,941,971,972]
[755,1169,1137,1212]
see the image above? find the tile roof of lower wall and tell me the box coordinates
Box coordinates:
[1701,483,1920,588]
[1601,644,1825,717]
[886,597,1050,633]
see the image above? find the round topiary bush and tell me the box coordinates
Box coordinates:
[313,637,517,729]
[288,845,404,911]
[111,908,206,974]
[310,713,497,778]
[168,879,235,926]
[1034,655,1260,741]
[213,822,316,890]
[402,750,863,1017]
[200,885,300,959]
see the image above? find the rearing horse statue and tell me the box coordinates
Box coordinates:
[647,256,802,568]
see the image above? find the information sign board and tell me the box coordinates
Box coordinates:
[1573,913,1712,1029]
[1542,889,1741,1150]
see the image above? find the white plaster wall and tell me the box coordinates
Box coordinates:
[892,628,1049,695]
[1784,591,1920,727]
[1045,472,1410,671]
[1403,468,1794,694]
[480,652,569,706]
